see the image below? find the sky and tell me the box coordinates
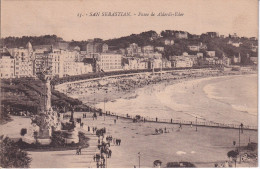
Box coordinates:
[1,0,258,41]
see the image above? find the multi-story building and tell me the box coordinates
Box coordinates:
[63,62,92,76]
[172,58,193,68]
[162,59,172,68]
[187,55,199,65]
[94,43,102,53]
[97,53,122,71]
[14,57,34,78]
[34,53,47,74]
[169,56,193,68]
[10,43,35,78]
[0,50,15,79]
[46,49,64,77]
[46,48,80,77]
[86,42,108,54]
[45,48,89,77]
[126,43,142,56]
[86,42,94,54]
[205,58,216,65]
[152,58,163,69]
[127,58,148,70]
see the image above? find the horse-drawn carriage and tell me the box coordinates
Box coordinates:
[133,115,144,123]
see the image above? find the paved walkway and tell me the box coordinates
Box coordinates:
[29,126,99,168]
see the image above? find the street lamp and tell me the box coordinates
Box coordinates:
[94,89,96,117]
[138,152,141,168]
[238,123,243,163]
[196,116,197,132]
[104,90,107,121]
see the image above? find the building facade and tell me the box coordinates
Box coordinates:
[0,55,15,79]
[97,53,122,71]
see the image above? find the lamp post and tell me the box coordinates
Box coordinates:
[104,90,107,121]
[94,89,96,116]
[138,152,141,168]
[196,116,197,132]
[160,58,162,80]
[238,123,243,163]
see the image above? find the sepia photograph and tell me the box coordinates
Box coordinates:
[0,0,258,168]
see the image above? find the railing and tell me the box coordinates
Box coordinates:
[74,107,258,131]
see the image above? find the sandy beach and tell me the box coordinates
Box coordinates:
[59,70,257,126]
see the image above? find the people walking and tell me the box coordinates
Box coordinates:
[78,146,82,155]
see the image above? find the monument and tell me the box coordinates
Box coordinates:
[30,68,61,145]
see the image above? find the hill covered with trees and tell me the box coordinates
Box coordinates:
[1,30,257,65]
[105,30,258,65]
[0,35,64,48]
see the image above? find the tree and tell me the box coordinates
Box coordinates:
[20,128,27,136]
[0,136,31,168]
[227,150,239,159]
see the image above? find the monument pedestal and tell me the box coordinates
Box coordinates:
[37,138,52,145]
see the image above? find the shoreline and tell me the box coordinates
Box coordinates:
[57,69,256,105]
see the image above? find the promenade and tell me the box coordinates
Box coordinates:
[73,111,257,168]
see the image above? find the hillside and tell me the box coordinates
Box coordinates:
[105,30,258,64]
[0,30,258,65]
